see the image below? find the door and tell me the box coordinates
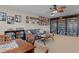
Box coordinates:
[58,19,65,35]
[50,19,57,33]
[67,17,77,36]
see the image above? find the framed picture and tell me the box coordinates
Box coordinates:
[7,16,14,24]
[15,15,22,22]
[26,16,29,23]
[0,12,6,21]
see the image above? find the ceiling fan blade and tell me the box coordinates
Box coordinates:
[57,6,66,13]
[58,6,66,10]
[49,8,53,10]
[58,9,64,13]
[49,5,66,14]
[49,5,57,10]
[49,8,56,12]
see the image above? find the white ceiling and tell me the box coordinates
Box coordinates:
[1,5,79,18]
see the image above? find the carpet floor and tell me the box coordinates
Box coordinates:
[35,34,79,53]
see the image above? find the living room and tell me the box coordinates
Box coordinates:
[1,5,79,53]
[0,5,50,53]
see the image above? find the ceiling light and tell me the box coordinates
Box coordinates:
[52,10,58,14]
[51,13,55,16]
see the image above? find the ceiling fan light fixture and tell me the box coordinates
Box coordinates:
[51,14,55,16]
[52,10,58,14]
[51,13,55,17]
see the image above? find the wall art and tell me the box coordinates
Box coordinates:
[26,16,29,23]
[0,12,6,21]
[15,15,22,22]
[7,16,14,24]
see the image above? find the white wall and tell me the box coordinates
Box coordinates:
[0,6,50,34]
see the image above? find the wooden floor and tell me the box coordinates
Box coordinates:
[35,34,79,53]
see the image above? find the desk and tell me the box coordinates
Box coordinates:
[4,39,35,53]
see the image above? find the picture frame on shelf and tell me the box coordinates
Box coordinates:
[7,16,14,24]
[15,15,22,22]
[0,12,6,21]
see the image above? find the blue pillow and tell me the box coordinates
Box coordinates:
[25,30,32,35]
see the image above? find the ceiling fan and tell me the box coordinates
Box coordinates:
[49,5,66,16]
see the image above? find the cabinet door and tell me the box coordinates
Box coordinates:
[51,20,57,33]
[67,17,77,36]
[58,19,65,35]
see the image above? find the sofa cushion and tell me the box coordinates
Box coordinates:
[30,29,42,36]
[25,30,32,35]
